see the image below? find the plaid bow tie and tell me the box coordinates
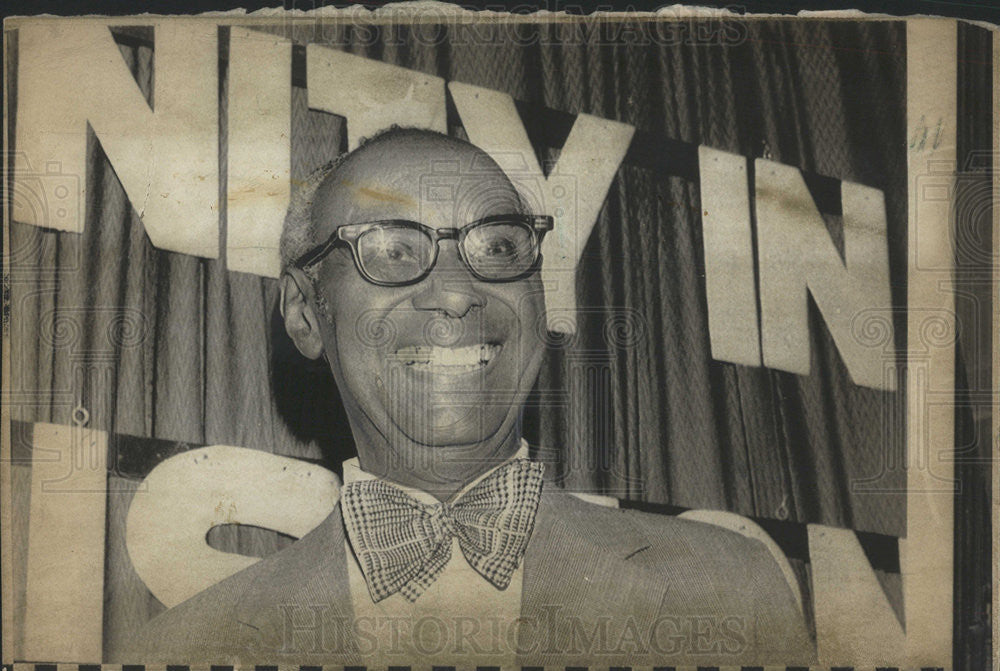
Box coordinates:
[341,459,545,603]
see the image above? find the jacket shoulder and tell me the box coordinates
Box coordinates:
[123,508,347,664]
[543,492,814,663]
[120,552,276,663]
[546,490,773,561]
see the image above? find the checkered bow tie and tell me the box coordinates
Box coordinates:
[341,459,545,603]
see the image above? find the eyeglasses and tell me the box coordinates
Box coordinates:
[293,214,554,286]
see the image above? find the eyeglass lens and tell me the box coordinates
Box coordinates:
[356,221,536,284]
[357,226,434,284]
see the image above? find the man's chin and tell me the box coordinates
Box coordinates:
[392,410,507,449]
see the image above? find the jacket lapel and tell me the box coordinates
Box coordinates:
[518,490,670,666]
[234,504,362,664]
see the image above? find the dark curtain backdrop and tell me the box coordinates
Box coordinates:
[8,19,908,655]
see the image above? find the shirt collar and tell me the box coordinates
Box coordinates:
[342,439,531,505]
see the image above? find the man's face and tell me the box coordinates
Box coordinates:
[307,136,546,451]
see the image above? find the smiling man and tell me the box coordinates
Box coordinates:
[283,128,548,498]
[128,128,814,667]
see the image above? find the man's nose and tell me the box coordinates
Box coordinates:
[410,241,485,318]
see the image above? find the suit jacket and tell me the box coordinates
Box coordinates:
[126,488,815,666]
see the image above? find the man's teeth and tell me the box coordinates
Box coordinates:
[392,344,501,369]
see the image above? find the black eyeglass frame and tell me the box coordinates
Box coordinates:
[292,214,554,287]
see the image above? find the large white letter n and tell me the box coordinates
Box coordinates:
[14,22,219,258]
[756,159,896,391]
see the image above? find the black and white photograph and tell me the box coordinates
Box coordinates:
[2,5,995,669]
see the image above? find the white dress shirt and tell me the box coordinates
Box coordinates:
[341,442,530,668]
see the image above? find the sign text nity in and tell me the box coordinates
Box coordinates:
[12,22,896,391]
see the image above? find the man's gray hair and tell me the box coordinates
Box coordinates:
[278,155,345,276]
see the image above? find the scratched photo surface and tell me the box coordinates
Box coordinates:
[2,10,993,669]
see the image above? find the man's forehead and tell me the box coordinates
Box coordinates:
[312,134,520,223]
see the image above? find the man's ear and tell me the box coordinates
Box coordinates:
[279,269,326,360]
